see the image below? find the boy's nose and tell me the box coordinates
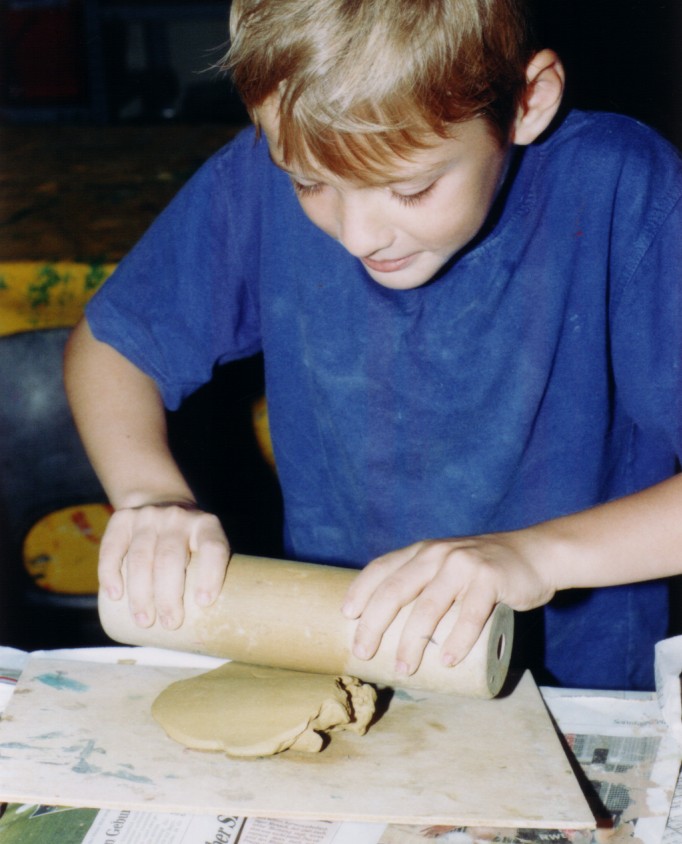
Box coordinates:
[335,193,393,258]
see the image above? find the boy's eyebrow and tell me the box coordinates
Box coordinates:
[268,149,448,188]
[384,163,447,188]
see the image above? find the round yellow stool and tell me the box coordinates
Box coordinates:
[22,503,112,596]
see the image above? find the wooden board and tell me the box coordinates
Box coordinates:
[0,656,595,829]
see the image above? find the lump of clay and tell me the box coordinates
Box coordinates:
[151,661,377,757]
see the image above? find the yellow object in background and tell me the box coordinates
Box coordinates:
[0,263,115,600]
[0,261,114,336]
[23,504,113,595]
[1,262,274,604]
[252,394,276,471]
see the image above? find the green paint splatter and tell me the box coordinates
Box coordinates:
[84,263,107,292]
[27,265,73,309]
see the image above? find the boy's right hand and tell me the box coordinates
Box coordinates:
[98,501,230,631]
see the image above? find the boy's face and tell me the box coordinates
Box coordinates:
[258,99,511,290]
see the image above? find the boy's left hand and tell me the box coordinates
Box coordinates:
[341,531,555,676]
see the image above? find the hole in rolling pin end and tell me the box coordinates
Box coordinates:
[496,633,506,663]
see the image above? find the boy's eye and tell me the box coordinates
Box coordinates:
[391,181,437,207]
[291,179,323,198]
[290,176,438,206]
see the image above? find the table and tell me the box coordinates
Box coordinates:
[0,123,242,262]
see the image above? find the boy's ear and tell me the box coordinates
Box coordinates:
[511,49,565,145]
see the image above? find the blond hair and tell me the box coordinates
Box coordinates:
[224,0,535,178]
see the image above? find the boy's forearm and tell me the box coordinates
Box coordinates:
[530,474,682,591]
[64,318,195,509]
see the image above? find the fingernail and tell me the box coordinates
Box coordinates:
[159,615,174,629]
[395,660,410,676]
[106,586,121,600]
[134,612,149,626]
[353,643,370,660]
[196,590,212,607]
[442,653,456,667]
[341,601,356,618]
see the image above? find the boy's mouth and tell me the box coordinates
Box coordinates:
[362,254,416,273]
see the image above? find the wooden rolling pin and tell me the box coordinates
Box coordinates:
[99,553,513,698]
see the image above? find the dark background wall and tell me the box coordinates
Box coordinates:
[1,1,680,147]
[534,0,682,149]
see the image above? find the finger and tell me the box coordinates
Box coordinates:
[392,582,459,675]
[440,584,498,667]
[189,513,230,607]
[342,543,422,618]
[124,526,159,628]
[152,529,192,629]
[350,550,435,661]
[97,511,131,601]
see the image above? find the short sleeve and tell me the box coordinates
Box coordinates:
[85,127,265,409]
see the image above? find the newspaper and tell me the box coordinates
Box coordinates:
[0,645,679,844]
[656,637,682,753]
[664,771,682,844]
[0,805,386,843]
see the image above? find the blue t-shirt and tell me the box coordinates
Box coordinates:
[87,110,682,691]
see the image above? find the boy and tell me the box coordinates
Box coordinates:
[65,0,682,691]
